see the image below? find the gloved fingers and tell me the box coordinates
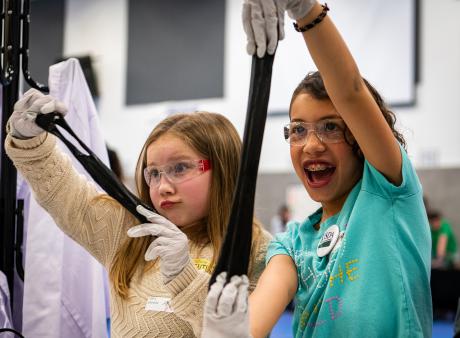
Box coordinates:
[40,98,68,115]
[216,271,227,283]
[249,2,267,58]
[136,205,174,227]
[26,96,54,116]
[206,272,227,314]
[144,237,181,261]
[127,223,157,238]
[149,216,181,234]
[13,89,45,112]
[277,5,285,41]
[8,111,43,138]
[136,205,180,230]
[128,222,181,240]
[261,0,279,55]
[136,204,157,220]
[242,3,256,56]
[235,275,249,313]
[287,0,317,21]
[140,206,182,234]
[144,239,165,261]
[217,275,243,316]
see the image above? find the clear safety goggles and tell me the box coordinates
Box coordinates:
[144,159,211,187]
[284,118,347,146]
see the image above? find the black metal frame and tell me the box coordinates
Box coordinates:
[0,0,48,307]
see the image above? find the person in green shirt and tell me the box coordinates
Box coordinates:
[428,209,458,268]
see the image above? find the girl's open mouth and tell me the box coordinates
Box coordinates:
[304,163,336,188]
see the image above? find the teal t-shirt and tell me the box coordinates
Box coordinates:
[267,147,432,337]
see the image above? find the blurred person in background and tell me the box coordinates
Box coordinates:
[428,209,459,269]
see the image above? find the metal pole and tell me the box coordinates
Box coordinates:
[0,0,22,305]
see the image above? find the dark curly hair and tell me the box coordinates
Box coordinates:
[289,71,406,159]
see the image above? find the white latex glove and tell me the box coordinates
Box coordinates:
[8,88,68,139]
[127,205,190,283]
[242,0,317,57]
[202,272,251,338]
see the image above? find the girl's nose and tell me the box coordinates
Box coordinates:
[157,173,175,195]
[302,131,326,154]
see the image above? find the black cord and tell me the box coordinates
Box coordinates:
[0,327,25,337]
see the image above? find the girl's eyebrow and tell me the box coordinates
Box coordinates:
[291,109,340,123]
[147,155,194,167]
[291,114,342,123]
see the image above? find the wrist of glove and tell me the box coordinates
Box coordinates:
[8,88,68,140]
[127,205,190,283]
[286,0,317,20]
[242,0,317,57]
[202,272,251,338]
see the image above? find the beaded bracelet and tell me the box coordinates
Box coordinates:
[293,3,330,33]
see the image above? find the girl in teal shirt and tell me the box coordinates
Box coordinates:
[202,0,432,337]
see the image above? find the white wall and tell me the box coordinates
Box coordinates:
[63,0,460,178]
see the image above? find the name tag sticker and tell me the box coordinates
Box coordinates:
[145,297,173,312]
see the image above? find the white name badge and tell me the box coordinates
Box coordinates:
[317,224,340,257]
[145,296,173,312]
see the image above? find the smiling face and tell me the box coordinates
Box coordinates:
[146,133,211,227]
[290,93,363,217]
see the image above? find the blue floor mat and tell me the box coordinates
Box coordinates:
[270,311,455,338]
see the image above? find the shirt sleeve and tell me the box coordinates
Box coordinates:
[266,221,299,265]
[4,133,136,267]
[361,143,422,199]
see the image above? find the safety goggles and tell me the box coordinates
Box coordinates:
[284,118,347,146]
[144,159,211,187]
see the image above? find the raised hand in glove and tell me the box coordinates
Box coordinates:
[8,88,68,139]
[127,205,190,283]
[242,0,317,57]
[202,272,251,338]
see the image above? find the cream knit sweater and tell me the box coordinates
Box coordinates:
[5,132,272,338]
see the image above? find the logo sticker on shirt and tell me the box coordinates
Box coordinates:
[331,231,345,254]
[145,297,173,312]
[317,224,340,257]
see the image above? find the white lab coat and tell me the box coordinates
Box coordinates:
[0,271,13,334]
[21,58,108,338]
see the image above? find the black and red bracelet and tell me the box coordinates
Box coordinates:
[293,3,330,33]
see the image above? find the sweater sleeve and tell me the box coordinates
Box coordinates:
[5,133,138,267]
[165,228,272,337]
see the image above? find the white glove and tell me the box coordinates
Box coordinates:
[8,88,68,139]
[127,205,190,283]
[242,0,317,57]
[202,272,251,338]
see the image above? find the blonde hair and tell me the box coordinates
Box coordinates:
[110,112,263,297]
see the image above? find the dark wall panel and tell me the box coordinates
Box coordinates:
[29,0,65,87]
[126,0,225,105]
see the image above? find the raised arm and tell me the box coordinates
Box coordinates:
[296,2,402,184]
